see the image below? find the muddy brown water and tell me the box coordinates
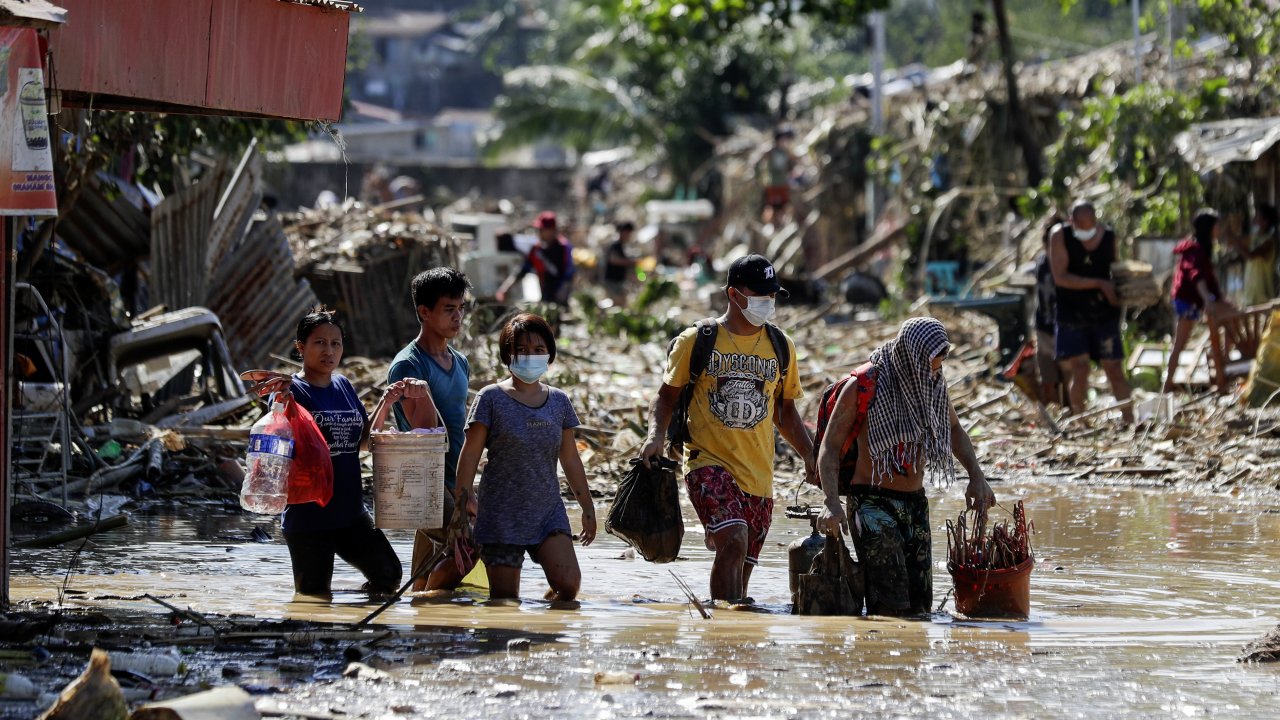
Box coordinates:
[11,480,1280,717]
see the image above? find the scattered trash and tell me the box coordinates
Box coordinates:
[342,663,395,683]
[1240,625,1280,663]
[0,671,37,699]
[128,685,259,720]
[593,671,639,685]
[106,649,181,678]
[37,649,128,720]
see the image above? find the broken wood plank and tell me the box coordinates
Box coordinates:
[15,514,129,548]
[1090,467,1173,476]
[174,426,251,442]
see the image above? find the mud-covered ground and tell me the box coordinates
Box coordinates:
[7,479,1280,718]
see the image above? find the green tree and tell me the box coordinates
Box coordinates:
[1030,78,1229,239]
[488,0,886,191]
[621,0,888,39]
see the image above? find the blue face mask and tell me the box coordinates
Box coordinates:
[510,354,550,384]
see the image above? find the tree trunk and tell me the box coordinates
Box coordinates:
[991,0,1044,187]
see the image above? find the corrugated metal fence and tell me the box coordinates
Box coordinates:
[152,143,317,369]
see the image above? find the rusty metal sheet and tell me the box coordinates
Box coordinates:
[56,183,149,271]
[52,0,350,121]
[207,0,349,121]
[152,144,316,369]
[52,0,213,111]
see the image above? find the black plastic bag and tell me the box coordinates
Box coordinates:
[795,532,864,616]
[606,458,684,563]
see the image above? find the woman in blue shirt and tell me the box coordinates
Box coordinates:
[256,310,426,597]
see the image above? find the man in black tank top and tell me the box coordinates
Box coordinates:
[1048,201,1134,424]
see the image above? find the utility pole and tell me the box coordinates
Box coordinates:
[866,10,885,232]
[1132,0,1143,84]
[991,0,1043,187]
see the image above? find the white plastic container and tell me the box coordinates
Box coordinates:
[240,401,293,515]
[370,428,447,529]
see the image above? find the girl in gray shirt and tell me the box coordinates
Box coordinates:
[453,313,596,603]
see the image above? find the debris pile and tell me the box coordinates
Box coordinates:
[152,144,317,372]
[283,200,465,358]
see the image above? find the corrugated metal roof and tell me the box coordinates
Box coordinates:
[279,0,361,12]
[1175,118,1280,174]
[0,0,66,30]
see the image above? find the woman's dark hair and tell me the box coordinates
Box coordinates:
[1192,209,1219,248]
[296,308,344,344]
[498,313,556,366]
[1258,203,1278,230]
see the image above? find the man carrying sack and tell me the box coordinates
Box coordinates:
[816,317,995,617]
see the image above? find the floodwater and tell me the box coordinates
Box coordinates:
[12,480,1280,717]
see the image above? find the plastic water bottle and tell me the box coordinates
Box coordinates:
[241,402,293,514]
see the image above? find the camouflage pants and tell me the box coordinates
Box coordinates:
[847,486,931,617]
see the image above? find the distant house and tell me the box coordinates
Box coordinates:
[348,9,542,117]
[424,108,495,161]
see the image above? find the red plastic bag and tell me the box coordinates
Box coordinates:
[283,399,334,507]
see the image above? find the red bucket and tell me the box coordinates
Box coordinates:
[948,557,1034,619]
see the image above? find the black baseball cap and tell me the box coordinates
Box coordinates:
[726,254,789,297]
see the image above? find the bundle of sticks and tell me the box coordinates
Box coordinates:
[946,500,1034,570]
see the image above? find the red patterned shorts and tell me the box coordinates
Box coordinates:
[684,466,774,565]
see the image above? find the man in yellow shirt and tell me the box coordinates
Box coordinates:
[641,254,814,603]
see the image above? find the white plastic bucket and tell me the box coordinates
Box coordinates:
[370,430,447,529]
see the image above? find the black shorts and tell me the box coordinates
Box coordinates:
[481,530,570,570]
[1055,320,1123,362]
[283,513,402,595]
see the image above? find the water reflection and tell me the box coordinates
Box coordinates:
[12,481,1280,717]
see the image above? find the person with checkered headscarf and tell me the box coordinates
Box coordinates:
[816,317,994,616]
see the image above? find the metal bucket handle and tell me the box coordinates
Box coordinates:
[368,380,448,443]
[369,382,448,505]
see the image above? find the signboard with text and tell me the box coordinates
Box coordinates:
[0,27,55,216]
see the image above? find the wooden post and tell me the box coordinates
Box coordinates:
[991,0,1044,187]
[2,218,11,607]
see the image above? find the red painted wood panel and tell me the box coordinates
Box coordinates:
[50,0,349,121]
[207,0,348,121]
[52,0,213,110]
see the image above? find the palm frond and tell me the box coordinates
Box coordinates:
[483,65,665,161]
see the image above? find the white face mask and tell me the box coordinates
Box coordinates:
[1074,224,1098,241]
[509,354,550,384]
[736,291,776,326]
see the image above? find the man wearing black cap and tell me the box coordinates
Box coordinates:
[603,220,638,306]
[641,254,814,604]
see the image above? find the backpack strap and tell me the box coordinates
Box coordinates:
[763,323,790,379]
[686,318,719,382]
[847,362,877,443]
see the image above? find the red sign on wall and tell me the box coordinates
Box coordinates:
[0,27,55,217]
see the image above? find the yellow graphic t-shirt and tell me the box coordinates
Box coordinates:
[663,322,803,498]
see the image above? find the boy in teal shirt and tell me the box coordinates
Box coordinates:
[388,267,474,591]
